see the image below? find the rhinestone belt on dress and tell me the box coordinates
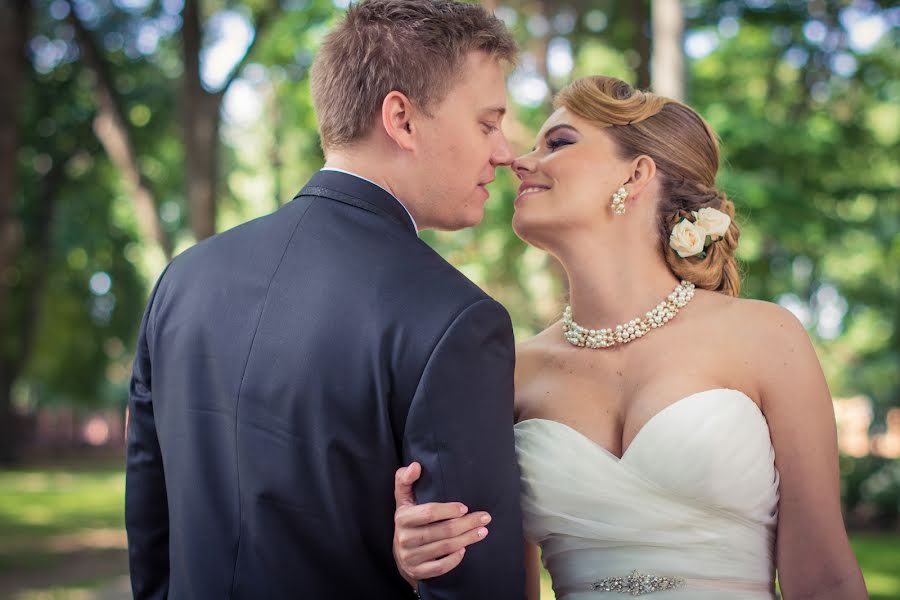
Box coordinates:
[590,570,685,595]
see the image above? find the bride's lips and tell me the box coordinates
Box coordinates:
[515,183,551,206]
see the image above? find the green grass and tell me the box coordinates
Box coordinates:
[0,468,124,535]
[1,463,898,599]
[0,462,125,573]
[11,578,122,600]
[850,533,900,600]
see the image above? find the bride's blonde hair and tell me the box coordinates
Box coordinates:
[555,76,741,297]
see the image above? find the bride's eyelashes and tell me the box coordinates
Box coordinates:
[546,137,575,151]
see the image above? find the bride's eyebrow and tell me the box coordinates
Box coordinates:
[545,124,579,137]
[532,124,580,151]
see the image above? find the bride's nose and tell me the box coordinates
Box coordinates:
[512,153,537,180]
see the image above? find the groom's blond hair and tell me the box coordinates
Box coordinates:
[311,0,517,151]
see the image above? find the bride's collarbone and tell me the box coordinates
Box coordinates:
[516,349,756,439]
[516,318,760,416]
[515,296,764,433]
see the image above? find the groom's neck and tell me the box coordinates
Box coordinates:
[322,154,392,194]
[323,149,425,229]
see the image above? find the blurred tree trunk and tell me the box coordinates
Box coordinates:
[534,0,554,101]
[68,4,173,260]
[0,152,64,464]
[0,0,30,464]
[0,0,29,322]
[0,367,15,464]
[631,0,652,90]
[181,0,220,241]
[651,0,684,101]
[181,0,274,241]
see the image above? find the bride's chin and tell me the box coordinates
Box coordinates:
[511,213,532,241]
[512,215,552,250]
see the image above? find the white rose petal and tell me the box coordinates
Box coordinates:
[669,219,706,258]
[692,207,731,240]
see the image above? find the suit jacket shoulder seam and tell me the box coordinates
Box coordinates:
[227,198,315,596]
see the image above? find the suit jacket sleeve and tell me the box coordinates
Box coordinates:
[404,298,526,600]
[125,271,170,600]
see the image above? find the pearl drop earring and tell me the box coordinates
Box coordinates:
[611,187,628,215]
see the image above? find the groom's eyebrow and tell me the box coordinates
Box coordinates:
[481,107,506,119]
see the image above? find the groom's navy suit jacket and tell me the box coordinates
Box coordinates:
[125,170,525,599]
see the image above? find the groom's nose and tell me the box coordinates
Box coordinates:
[490,132,514,167]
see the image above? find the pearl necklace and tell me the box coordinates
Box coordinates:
[563,281,696,349]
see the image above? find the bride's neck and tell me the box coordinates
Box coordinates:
[555,233,680,328]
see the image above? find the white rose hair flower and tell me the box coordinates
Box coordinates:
[669,219,706,258]
[669,207,731,258]
[692,207,732,240]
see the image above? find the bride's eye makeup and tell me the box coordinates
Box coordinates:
[541,124,579,152]
[547,137,575,151]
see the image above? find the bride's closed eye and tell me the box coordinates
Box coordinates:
[547,137,575,151]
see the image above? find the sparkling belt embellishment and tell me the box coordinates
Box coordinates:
[590,570,685,595]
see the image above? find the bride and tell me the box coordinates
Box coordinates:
[390,76,867,599]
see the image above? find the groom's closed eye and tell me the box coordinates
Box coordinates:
[478,106,506,134]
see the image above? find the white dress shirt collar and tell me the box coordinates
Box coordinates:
[320,167,418,234]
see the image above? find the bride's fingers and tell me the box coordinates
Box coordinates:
[403,525,489,567]
[404,547,468,581]
[396,511,490,548]
[395,501,471,529]
[393,462,422,508]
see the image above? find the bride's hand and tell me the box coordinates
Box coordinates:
[392,462,492,586]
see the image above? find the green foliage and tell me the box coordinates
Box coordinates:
[841,454,900,524]
[8,2,898,438]
[8,5,149,411]
[684,2,899,417]
[854,457,900,523]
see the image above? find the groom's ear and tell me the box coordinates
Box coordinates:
[381,91,417,151]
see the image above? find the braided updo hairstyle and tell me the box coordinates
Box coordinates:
[554,76,741,297]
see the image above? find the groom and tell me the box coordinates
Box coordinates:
[125,0,525,598]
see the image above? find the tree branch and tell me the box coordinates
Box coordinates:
[67,1,173,259]
[220,5,278,95]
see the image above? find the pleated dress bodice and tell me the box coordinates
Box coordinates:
[515,389,780,599]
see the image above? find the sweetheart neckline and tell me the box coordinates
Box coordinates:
[515,388,762,461]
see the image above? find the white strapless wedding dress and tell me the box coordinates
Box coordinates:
[514,389,780,599]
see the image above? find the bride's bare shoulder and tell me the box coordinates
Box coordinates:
[709,295,815,372]
[720,296,808,339]
[515,322,563,374]
[513,322,566,415]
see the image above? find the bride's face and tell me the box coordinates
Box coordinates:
[511,107,632,248]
